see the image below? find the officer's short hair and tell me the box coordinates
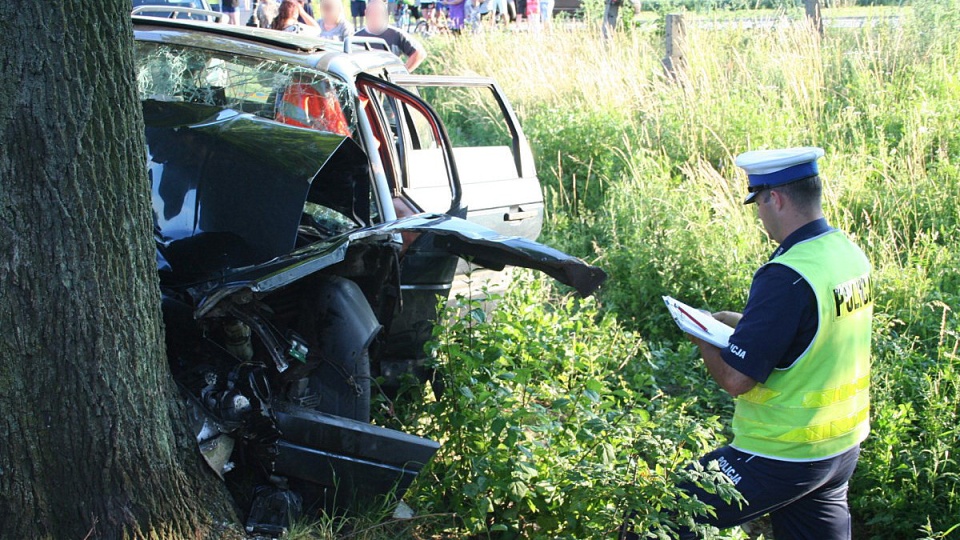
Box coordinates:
[772,175,822,210]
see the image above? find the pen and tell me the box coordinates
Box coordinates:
[677,304,711,335]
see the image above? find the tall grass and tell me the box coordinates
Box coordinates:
[413,2,960,537]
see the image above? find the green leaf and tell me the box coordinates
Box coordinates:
[585,378,605,393]
[492,417,507,435]
[507,479,529,501]
[598,442,616,465]
[469,307,486,323]
[551,397,571,409]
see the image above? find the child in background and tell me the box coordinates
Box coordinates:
[445,0,465,33]
[539,0,553,29]
[524,0,538,31]
[463,0,480,32]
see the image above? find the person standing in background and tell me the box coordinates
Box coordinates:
[601,0,622,37]
[355,0,426,71]
[255,0,280,27]
[221,0,241,24]
[350,0,367,28]
[445,0,465,33]
[538,0,552,29]
[463,0,481,32]
[386,0,398,24]
[317,0,353,40]
[488,0,507,26]
[271,0,322,34]
[296,0,316,20]
[524,0,538,31]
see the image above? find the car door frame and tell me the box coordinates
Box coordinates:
[384,74,543,243]
[354,72,463,217]
[387,74,536,182]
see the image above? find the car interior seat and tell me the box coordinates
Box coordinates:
[275,83,351,136]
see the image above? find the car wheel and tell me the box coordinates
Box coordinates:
[309,349,371,423]
[298,276,380,424]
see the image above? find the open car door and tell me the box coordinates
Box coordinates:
[386,74,544,242]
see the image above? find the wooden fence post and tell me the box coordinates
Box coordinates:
[663,13,685,80]
[804,0,823,35]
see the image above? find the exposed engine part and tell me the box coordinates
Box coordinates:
[186,397,237,480]
[227,308,292,373]
[286,377,321,409]
[223,319,254,361]
[202,370,254,424]
[286,331,309,364]
[217,391,252,423]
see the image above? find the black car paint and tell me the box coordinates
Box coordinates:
[147,100,367,279]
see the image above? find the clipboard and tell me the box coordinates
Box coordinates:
[662,296,734,349]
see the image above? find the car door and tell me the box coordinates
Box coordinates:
[354,73,466,373]
[386,75,544,242]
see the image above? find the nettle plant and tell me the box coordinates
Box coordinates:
[392,274,740,538]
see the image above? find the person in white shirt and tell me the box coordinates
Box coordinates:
[317,0,354,40]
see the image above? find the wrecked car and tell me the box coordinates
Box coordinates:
[134,11,606,535]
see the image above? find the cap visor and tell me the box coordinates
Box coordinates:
[743,191,758,204]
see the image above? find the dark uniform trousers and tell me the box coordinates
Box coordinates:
[620,445,861,540]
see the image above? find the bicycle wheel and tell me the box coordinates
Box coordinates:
[413,19,431,36]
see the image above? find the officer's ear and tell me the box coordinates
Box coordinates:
[767,189,786,211]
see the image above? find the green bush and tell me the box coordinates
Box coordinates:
[390,275,743,538]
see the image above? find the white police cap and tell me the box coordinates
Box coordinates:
[735,147,825,204]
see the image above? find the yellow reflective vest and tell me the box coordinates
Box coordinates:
[732,230,873,461]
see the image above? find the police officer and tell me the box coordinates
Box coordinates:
[622,147,873,539]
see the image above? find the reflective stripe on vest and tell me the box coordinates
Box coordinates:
[731,230,873,461]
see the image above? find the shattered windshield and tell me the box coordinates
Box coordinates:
[134,42,357,136]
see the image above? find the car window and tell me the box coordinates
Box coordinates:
[401,103,439,150]
[134,42,356,135]
[405,84,520,186]
[415,86,511,149]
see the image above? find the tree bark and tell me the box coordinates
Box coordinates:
[0,2,240,538]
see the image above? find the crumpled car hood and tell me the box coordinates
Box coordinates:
[146,100,366,276]
[191,214,607,316]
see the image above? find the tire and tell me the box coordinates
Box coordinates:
[309,349,371,423]
[300,276,380,424]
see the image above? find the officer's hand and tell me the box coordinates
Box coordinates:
[712,311,742,328]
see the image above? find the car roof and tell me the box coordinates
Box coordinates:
[132,15,406,80]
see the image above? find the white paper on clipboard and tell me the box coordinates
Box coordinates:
[662,296,734,349]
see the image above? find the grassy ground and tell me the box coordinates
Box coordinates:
[623,4,907,23]
[287,2,960,538]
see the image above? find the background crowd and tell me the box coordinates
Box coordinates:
[224,0,557,38]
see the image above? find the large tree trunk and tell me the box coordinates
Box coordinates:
[0,2,240,538]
